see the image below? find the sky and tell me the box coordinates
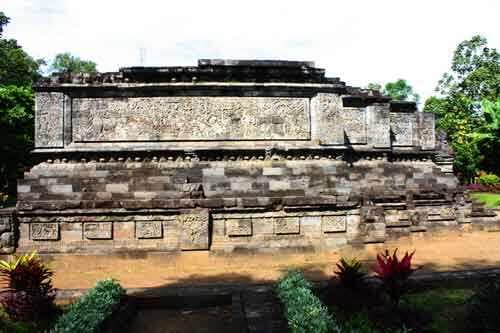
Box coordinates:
[2,0,500,103]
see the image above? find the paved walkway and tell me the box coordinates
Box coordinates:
[44,230,500,290]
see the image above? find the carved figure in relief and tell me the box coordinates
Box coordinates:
[73,97,309,142]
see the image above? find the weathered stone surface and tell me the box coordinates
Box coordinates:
[31,223,59,240]
[136,221,163,239]
[35,92,64,148]
[178,211,209,250]
[419,112,435,150]
[226,218,252,237]
[84,222,112,239]
[274,217,300,235]
[390,112,414,146]
[321,215,347,233]
[314,93,344,145]
[73,97,310,142]
[343,107,367,144]
[13,58,496,254]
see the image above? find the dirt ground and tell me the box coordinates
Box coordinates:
[41,230,500,290]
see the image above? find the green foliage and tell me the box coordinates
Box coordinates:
[438,35,499,101]
[276,270,339,333]
[0,85,34,206]
[477,172,500,185]
[466,280,500,332]
[0,12,38,206]
[52,279,125,333]
[404,287,473,333]
[0,13,41,86]
[50,52,97,74]
[424,35,500,181]
[470,192,500,208]
[383,79,419,103]
[342,312,413,333]
[335,257,366,289]
[367,82,382,92]
[342,312,380,333]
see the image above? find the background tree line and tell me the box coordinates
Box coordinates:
[369,36,499,184]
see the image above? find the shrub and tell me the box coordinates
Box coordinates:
[335,257,366,289]
[373,249,417,304]
[466,280,500,332]
[51,279,125,333]
[276,270,340,333]
[0,251,56,323]
[477,171,500,185]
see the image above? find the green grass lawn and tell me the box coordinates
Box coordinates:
[403,288,474,333]
[470,192,500,208]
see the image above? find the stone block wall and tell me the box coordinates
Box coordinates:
[14,59,499,254]
[16,153,494,253]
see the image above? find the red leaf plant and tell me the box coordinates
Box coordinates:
[373,248,417,304]
[0,251,57,323]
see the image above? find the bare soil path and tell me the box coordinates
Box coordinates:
[42,230,500,290]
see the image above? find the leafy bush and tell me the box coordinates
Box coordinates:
[276,270,340,333]
[0,251,56,323]
[51,279,125,333]
[466,280,500,332]
[477,172,500,185]
[373,249,417,304]
[335,257,366,289]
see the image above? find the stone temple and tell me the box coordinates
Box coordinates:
[5,59,497,254]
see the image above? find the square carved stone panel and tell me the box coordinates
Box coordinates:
[390,113,414,146]
[321,215,347,233]
[31,223,59,240]
[136,221,163,239]
[84,222,112,240]
[178,211,209,250]
[274,217,300,235]
[226,218,252,237]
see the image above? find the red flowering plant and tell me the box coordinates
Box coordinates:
[373,248,417,304]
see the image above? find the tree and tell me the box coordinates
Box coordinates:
[0,13,39,206]
[383,79,419,103]
[437,35,499,101]
[424,35,500,182]
[49,52,97,74]
[0,12,41,86]
[367,82,382,92]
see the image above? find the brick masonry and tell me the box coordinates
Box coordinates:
[13,59,500,254]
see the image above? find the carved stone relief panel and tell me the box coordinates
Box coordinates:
[314,93,344,145]
[84,222,112,239]
[368,103,391,148]
[342,107,367,144]
[178,211,209,250]
[274,217,300,234]
[72,97,310,142]
[136,221,163,239]
[419,112,436,150]
[390,113,415,146]
[35,92,64,148]
[226,218,252,237]
[31,223,59,240]
[321,215,347,233]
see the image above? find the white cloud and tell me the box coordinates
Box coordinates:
[3,0,500,101]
